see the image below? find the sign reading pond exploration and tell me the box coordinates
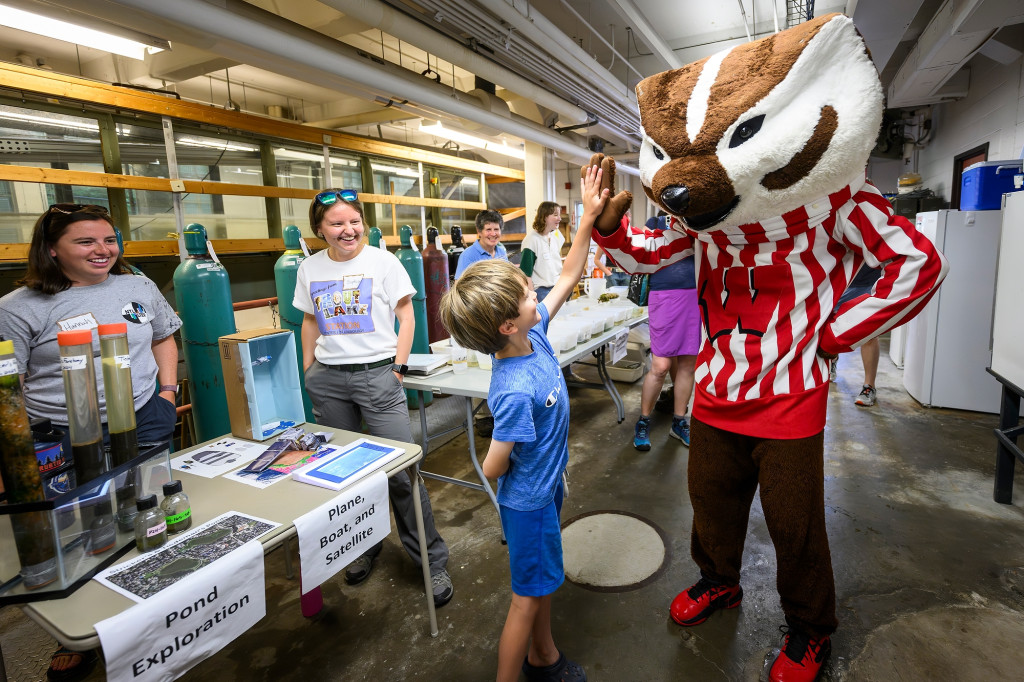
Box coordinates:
[95,540,265,682]
[292,470,390,592]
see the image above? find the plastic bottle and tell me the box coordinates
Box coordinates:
[161,480,192,534]
[134,494,167,552]
[98,323,139,530]
[0,339,57,588]
[57,329,115,555]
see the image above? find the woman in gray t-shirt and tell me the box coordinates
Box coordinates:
[0,203,181,445]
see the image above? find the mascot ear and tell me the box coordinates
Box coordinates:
[582,153,633,235]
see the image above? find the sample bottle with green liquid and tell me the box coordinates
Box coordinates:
[98,323,139,531]
[0,339,58,589]
[57,329,115,555]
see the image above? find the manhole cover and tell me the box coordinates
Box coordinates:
[562,511,668,592]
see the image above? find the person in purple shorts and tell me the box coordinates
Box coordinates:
[439,162,608,682]
[633,213,700,451]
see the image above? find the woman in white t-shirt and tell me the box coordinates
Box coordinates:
[519,201,565,301]
[293,189,453,607]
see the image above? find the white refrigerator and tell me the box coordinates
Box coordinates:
[903,209,1004,413]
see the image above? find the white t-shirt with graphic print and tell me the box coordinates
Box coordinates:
[293,246,416,366]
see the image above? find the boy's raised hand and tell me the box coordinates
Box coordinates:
[580,162,609,220]
[581,153,632,235]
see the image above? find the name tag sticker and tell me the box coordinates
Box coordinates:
[57,313,98,333]
[115,354,131,369]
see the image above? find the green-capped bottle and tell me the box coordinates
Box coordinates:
[160,480,192,534]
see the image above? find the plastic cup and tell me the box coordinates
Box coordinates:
[450,341,468,374]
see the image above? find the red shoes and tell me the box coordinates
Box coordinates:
[769,627,831,682]
[669,578,743,626]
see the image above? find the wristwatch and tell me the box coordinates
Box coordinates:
[160,384,180,394]
[392,364,409,376]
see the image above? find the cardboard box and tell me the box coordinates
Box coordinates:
[219,328,306,441]
[961,160,1024,211]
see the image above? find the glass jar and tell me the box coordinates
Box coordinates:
[161,480,192,534]
[134,495,167,552]
[0,339,57,588]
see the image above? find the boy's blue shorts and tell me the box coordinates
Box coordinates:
[499,481,565,597]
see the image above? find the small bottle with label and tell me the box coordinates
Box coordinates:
[134,495,167,552]
[160,480,192,534]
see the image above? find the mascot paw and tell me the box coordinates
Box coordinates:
[583,153,633,235]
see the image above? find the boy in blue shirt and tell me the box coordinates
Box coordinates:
[439,163,609,682]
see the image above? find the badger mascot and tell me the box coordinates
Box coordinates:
[590,13,947,681]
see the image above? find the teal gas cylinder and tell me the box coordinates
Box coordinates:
[368,226,383,248]
[422,226,450,343]
[274,225,316,423]
[396,225,431,408]
[172,224,234,442]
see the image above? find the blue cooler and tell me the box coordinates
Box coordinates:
[960,160,1024,210]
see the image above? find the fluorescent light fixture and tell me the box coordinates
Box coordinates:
[0,108,98,132]
[0,4,164,61]
[418,120,526,160]
[274,148,325,163]
[178,137,259,152]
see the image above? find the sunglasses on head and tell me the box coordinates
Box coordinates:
[314,190,358,206]
[47,203,110,215]
[43,203,111,231]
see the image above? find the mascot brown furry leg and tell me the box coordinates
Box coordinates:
[589,12,948,682]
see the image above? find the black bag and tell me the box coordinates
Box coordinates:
[627,273,650,306]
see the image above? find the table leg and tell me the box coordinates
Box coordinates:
[464,398,505,542]
[417,389,431,459]
[595,345,625,423]
[410,464,439,637]
[994,384,1022,504]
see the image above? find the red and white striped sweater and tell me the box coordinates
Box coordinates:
[596,179,948,438]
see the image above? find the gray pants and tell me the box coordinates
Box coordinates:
[304,361,449,574]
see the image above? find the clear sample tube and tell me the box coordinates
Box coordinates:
[98,323,139,531]
[58,329,114,555]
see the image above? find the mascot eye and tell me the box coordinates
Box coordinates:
[652,145,664,161]
[728,114,765,148]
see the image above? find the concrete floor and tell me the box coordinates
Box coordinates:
[4,337,1024,681]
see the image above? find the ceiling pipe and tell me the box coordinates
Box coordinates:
[555,0,649,77]
[318,0,591,127]
[412,0,638,134]
[471,0,635,102]
[604,0,683,70]
[75,0,605,165]
[306,109,420,128]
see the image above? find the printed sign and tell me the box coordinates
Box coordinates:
[95,540,266,682]
[609,329,628,364]
[292,471,390,593]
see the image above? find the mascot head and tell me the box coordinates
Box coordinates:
[636,13,883,231]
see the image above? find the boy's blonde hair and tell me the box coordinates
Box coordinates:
[440,259,528,354]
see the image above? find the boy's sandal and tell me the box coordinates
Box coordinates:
[47,647,98,682]
[522,651,587,682]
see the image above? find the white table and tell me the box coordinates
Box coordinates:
[10,425,439,654]
[404,313,648,536]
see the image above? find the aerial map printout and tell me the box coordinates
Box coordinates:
[95,512,279,602]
